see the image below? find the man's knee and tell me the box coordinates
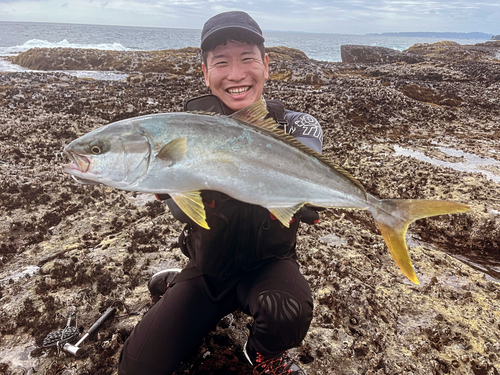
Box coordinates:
[255,289,312,346]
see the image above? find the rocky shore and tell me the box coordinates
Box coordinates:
[1,41,499,375]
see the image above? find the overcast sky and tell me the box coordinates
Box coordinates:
[1,0,499,35]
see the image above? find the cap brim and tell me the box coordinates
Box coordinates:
[201,26,265,51]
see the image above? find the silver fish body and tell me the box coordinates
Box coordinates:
[63,100,469,284]
[65,108,367,209]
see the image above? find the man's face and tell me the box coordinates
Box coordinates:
[202,41,269,113]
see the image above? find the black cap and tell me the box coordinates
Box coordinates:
[201,11,265,51]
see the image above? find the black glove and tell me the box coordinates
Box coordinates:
[155,194,171,201]
[299,206,323,225]
[155,194,194,224]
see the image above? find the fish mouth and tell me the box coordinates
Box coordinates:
[70,175,100,185]
[63,149,90,174]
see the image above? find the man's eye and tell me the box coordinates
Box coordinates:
[214,61,228,67]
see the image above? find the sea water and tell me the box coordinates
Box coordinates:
[0,20,491,71]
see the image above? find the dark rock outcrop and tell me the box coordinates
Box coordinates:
[341,41,500,65]
[9,47,203,75]
[266,46,309,60]
[492,35,500,41]
[340,45,424,64]
[405,40,500,62]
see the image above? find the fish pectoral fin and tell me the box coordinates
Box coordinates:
[267,203,305,228]
[157,137,187,166]
[170,191,210,230]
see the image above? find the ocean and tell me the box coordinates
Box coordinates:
[0,21,492,79]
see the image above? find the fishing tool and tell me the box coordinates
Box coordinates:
[62,306,116,357]
[42,312,80,353]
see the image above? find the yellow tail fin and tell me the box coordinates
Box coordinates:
[375,199,469,284]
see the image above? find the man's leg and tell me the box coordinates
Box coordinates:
[119,276,235,375]
[237,259,313,358]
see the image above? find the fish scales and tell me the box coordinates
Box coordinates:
[132,113,366,209]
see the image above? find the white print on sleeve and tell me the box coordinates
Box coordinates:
[292,114,323,143]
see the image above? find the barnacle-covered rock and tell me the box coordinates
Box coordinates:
[340,44,424,64]
[405,40,500,62]
[0,42,499,374]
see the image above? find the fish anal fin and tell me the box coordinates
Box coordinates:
[268,203,305,228]
[170,191,209,230]
[157,137,187,166]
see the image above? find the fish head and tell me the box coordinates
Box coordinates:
[63,123,151,188]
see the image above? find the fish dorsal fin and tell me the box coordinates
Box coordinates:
[267,203,305,228]
[170,191,209,230]
[229,99,278,130]
[157,137,187,166]
[186,110,220,116]
[230,100,366,194]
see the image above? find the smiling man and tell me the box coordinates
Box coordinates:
[119,11,323,375]
[202,37,268,113]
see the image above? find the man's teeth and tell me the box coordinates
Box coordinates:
[228,87,250,94]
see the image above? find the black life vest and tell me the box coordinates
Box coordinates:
[168,95,301,281]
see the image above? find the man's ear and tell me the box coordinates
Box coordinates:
[264,53,269,80]
[202,63,210,87]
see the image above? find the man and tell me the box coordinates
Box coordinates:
[119,11,323,375]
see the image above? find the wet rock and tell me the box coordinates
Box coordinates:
[8,46,311,76]
[9,47,203,75]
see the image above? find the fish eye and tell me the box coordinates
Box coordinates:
[88,140,109,155]
[91,145,102,154]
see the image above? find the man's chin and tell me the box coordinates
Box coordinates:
[224,97,256,113]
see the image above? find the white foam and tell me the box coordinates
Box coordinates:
[0,57,29,72]
[0,55,128,81]
[0,38,132,55]
[64,70,128,81]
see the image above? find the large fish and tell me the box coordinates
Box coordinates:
[63,100,469,284]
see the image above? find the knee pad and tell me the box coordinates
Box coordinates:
[254,290,311,349]
[257,290,301,325]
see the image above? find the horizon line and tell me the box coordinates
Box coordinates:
[0,19,496,37]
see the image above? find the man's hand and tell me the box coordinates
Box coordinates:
[155,194,171,201]
[299,206,323,225]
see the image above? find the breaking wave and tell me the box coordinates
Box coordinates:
[0,38,132,55]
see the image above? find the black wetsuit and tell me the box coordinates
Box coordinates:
[119,97,323,375]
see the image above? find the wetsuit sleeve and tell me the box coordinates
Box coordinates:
[156,194,192,223]
[165,198,194,223]
[282,110,324,224]
[283,110,323,154]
